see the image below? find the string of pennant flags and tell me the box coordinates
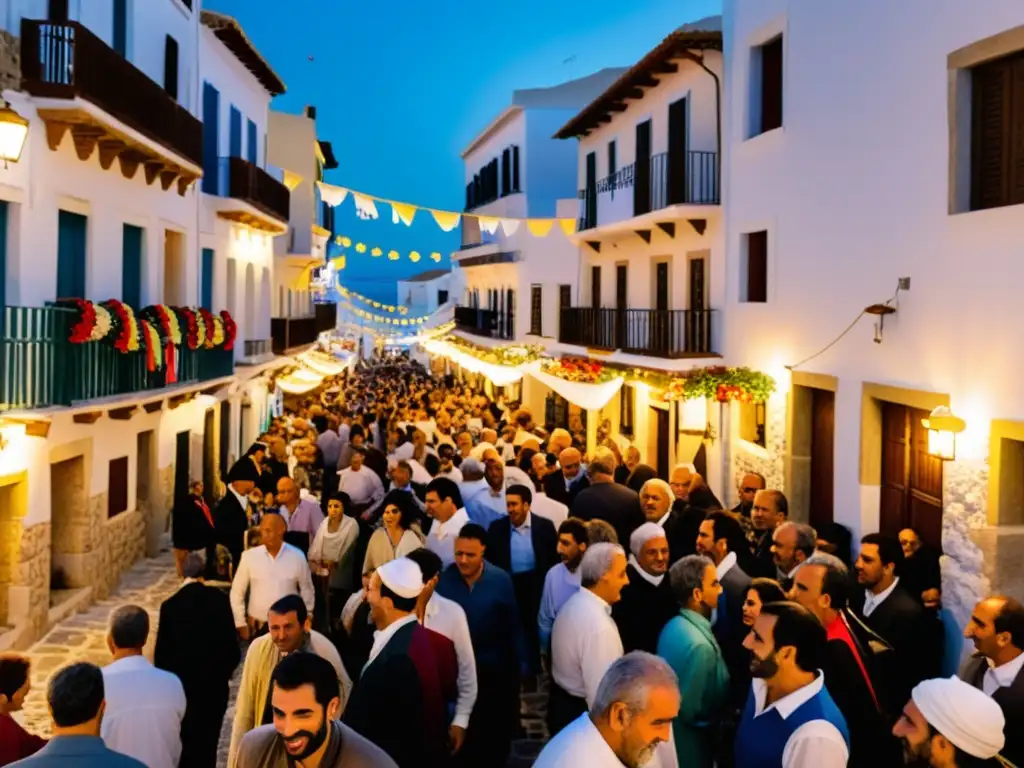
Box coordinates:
[318,181,577,238]
[334,235,444,265]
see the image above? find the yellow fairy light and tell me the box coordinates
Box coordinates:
[340,236,351,247]
[409,251,421,263]
[371,247,383,257]
[388,250,400,261]
[430,252,442,262]
[355,243,367,254]
[372,301,381,308]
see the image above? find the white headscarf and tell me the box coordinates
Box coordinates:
[628,522,668,586]
[911,677,1006,759]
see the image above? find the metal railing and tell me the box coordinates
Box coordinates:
[0,306,233,411]
[224,157,290,223]
[558,307,715,358]
[20,20,203,166]
[454,306,515,341]
[577,150,719,231]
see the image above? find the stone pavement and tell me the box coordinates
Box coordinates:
[13,548,549,767]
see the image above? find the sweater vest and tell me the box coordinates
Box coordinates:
[734,683,850,768]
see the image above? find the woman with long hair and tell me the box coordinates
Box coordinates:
[361,491,424,574]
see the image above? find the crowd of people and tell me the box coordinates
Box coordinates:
[0,353,1021,768]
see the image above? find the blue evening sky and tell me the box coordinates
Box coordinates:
[206,0,719,302]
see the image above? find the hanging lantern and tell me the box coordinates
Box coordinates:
[921,406,966,461]
[0,102,29,167]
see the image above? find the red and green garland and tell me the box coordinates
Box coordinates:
[220,310,237,351]
[541,357,613,384]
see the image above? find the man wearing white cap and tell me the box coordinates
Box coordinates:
[343,558,456,767]
[611,523,676,655]
[893,676,1006,766]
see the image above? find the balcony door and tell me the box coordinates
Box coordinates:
[615,264,627,348]
[634,120,652,216]
[668,97,689,205]
[202,83,220,193]
[57,210,87,300]
[584,152,597,229]
[651,261,670,355]
[229,107,242,159]
[688,256,708,352]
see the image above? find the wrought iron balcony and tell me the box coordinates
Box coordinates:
[559,307,715,358]
[270,305,335,354]
[20,20,204,168]
[454,306,515,341]
[577,150,719,231]
[0,306,234,411]
[224,157,291,224]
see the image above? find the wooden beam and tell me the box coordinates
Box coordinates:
[144,161,163,186]
[633,74,660,88]
[651,62,679,74]
[177,174,198,196]
[623,88,644,100]
[608,103,628,112]
[118,150,145,180]
[72,411,103,425]
[655,222,676,238]
[687,219,707,236]
[1,418,50,438]
[97,138,126,170]
[597,116,612,124]
[168,394,190,410]
[159,169,178,191]
[43,120,69,151]
[69,125,102,162]
[108,405,136,421]
[635,229,652,244]
[142,400,164,414]
[586,240,601,253]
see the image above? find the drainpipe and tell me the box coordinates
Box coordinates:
[684,50,722,197]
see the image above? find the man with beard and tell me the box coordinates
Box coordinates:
[657,555,729,767]
[534,652,680,768]
[892,677,1006,767]
[612,523,676,654]
[543,447,589,507]
[236,653,397,767]
[539,518,589,653]
[732,472,765,518]
[771,522,817,590]
[959,595,1024,767]
[748,489,788,578]
[640,479,693,565]
[737,601,849,767]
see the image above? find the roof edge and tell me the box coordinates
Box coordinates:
[201,10,287,97]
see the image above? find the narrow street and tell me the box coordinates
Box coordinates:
[14,549,548,767]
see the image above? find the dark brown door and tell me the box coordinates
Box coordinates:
[591,266,601,309]
[688,258,707,352]
[880,404,943,548]
[652,407,670,480]
[652,263,670,354]
[615,264,627,348]
[585,151,597,228]
[809,389,835,528]
[655,263,669,311]
[668,97,689,205]
[634,120,652,215]
[174,430,190,510]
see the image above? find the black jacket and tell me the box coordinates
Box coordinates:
[611,564,677,654]
[716,561,753,709]
[961,653,1024,768]
[154,582,240,690]
[213,491,249,574]
[485,513,559,578]
[747,528,778,579]
[572,482,645,548]
[900,546,941,604]
[172,494,215,552]
[544,472,589,508]
[663,500,704,564]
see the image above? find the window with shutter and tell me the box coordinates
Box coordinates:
[530,284,542,336]
[501,149,511,196]
[113,0,127,57]
[108,456,129,518]
[970,50,1024,211]
[512,146,521,192]
[744,231,768,302]
[122,225,143,307]
[247,119,258,165]
[201,248,214,310]
[752,35,783,136]
[164,35,179,101]
[591,266,602,309]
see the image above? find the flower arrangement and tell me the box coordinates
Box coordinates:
[662,366,776,403]
[141,305,183,347]
[141,319,163,371]
[210,314,226,347]
[198,309,218,349]
[176,307,204,350]
[445,336,544,367]
[541,357,616,384]
[61,299,98,344]
[220,310,237,351]
[101,299,141,353]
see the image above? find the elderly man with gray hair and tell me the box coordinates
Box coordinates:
[771,520,818,587]
[612,523,677,655]
[535,651,681,767]
[101,605,186,768]
[549,542,631,736]
[572,448,646,547]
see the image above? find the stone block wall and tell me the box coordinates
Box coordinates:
[107,510,146,577]
[16,524,51,638]
[0,30,20,94]
[731,395,788,506]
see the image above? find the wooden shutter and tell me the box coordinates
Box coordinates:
[530,284,542,335]
[122,224,143,308]
[760,36,784,133]
[229,107,242,158]
[501,149,511,196]
[746,231,768,302]
[201,248,215,310]
[591,266,601,309]
[247,119,258,164]
[108,456,129,518]
[113,0,127,57]
[57,210,87,299]
[972,58,1012,210]
[164,35,179,101]
[512,146,521,191]
[0,201,7,312]
[202,83,220,193]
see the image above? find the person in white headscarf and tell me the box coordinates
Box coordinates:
[893,676,1007,766]
[610,522,677,655]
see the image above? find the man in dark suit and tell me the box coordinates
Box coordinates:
[171,480,215,578]
[571,450,645,548]
[747,489,788,579]
[791,552,900,768]
[154,553,240,768]
[543,447,589,507]
[486,484,558,674]
[898,526,942,607]
[213,458,257,577]
[851,532,938,717]
[960,595,1024,768]
[612,522,676,654]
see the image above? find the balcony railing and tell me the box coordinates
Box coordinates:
[577,150,719,231]
[0,306,234,411]
[20,20,203,167]
[454,306,515,341]
[223,157,291,223]
[559,307,715,358]
[271,305,335,354]
[242,339,272,359]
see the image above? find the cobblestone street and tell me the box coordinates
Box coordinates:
[12,548,547,767]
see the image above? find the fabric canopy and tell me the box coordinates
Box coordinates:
[423,339,524,387]
[521,360,624,411]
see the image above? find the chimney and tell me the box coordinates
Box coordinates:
[305,106,317,120]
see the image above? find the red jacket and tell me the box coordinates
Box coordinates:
[0,713,47,766]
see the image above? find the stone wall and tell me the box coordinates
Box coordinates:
[147,465,175,557]
[52,491,109,596]
[730,394,788,507]
[107,510,146,578]
[16,524,50,638]
[0,30,19,94]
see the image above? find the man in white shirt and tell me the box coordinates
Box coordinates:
[457,457,488,505]
[535,651,680,768]
[539,518,589,653]
[737,601,850,767]
[337,445,385,509]
[407,548,478,756]
[530,488,568,529]
[424,476,469,567]
[101,605,186,768]
[230,512,315,640]
[549,542,630,735]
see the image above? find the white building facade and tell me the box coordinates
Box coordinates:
[721,0,1024,623]
[0,0,288,649]
[397,268,458,317]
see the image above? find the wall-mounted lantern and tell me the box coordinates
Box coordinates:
[922,406,966,461]
[0,101,29,167]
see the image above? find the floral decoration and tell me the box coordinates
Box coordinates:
[541,357,614,384]
[141,319,163,371]
[662,366,776,403]
[198,309,218,349]
[445,336,545,367]
[141,305,183,347]
[220,310,238,351]
[61,299,98,344]
[101,299,141,353]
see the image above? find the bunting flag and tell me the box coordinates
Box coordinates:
[316,181,576,237]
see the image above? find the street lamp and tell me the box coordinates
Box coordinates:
[0,101,29,167]
[922,405,966,461]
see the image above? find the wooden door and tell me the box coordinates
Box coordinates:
[585,151,597,228]
[809,389,835,528]
[219,400,231,479]
[174,430,190,510]
[634,120,652,215]
[591,266,601,309]
[688,258,707,351]
[649,407,671,479]
[615,264,627,347]
[880,404,942,547]
[653,263,669,354]
[668,97,689,204]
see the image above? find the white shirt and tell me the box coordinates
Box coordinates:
[551,588,623,705]
[984,651,1024,696]
[437,465,464,483]
[423,592,478,729]
[534,712,679,768]
[530,492,568,528]
[338,465,385,507]
[425,507,470,568]
[862,576,900,617]
[748,672,850,768]
[717,551,738,580]
[366,614,418,670]
[230,543,315,627]
[101,655,186,768]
